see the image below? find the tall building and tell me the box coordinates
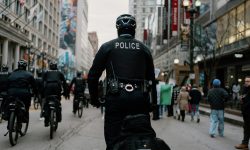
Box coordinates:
[129,0,156,42]
[58,0,89,80]
[88,32,98,55]
[0,0,60,72]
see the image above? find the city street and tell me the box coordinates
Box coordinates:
[0,98,244,150]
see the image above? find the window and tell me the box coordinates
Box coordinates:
[38,38,42,48]
[236,4,245,40]
[15,0,21,15]
[228,9,236,44]
[32,34,36,46]
[246,0,250,37]
[39,4,43,12]
[44,25,47,36]
[49,16,52,27]
[45,11,48,23]
[142,8,145,13]
[39,21,43,32]
[50,2,53,13]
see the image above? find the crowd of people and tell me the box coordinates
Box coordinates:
[152,77,250,149]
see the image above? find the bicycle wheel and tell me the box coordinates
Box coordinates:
[49,110,55,139]
[9,112,18,146]
[19,113,29,136]
[78,100,83,118]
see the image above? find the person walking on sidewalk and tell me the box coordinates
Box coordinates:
[189,84,202,123]
[207,79,229,138]
[177,86,190,122]
[172,85,180,119]
[235,76,250,150]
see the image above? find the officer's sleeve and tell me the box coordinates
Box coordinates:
[145,50,157,106]
[88,45,108,106]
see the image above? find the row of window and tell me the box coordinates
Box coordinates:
[215,0,250,47]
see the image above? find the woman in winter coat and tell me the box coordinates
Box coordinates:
[177,86,190,121]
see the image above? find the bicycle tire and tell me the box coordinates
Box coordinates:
[9,112,18,146]
[78,101,83,118]
[19,113,29,136]
[50,109,55,139]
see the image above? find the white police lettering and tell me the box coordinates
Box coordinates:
[115,42,140,50]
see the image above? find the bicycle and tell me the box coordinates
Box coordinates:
[44,95,60,139]
[4,96,29,146]
[77,94,87,118]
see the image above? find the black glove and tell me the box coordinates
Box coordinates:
[149,104,157,112]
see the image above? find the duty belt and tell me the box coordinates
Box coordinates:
[118,83,142,92]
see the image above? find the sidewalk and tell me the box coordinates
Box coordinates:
[199,104,244,126]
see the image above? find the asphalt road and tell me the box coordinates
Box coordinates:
[0,98,245,150]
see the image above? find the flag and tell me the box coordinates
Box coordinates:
[19,0,25,6]
[36,11,43,23]
[28,3,39,21]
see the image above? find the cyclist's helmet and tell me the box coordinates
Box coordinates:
[18,60,27,70]
[1,64,8,72]
[76,71,81,77]
[116,14,136,36]
[49,61,57,70]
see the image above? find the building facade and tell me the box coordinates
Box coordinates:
[0,0,60,72]
[129,0,156,42]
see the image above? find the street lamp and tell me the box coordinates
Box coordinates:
[26,42,33,71]
[183,0,201,85]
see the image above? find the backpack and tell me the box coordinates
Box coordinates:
[75,77,85,92]
[113,114,171,150]
[113,136,170,150]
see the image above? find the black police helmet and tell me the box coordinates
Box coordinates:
[18,60,27,70]
[76,71,81,77]
[49,61,57,70]
[116,14,136,36]
[1,64,8,72]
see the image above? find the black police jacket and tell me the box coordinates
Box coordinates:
[43,70,68,96]
[0,71,9,93]
[88,34,157,106]
[7,69,37,96]
[69,77,86,95]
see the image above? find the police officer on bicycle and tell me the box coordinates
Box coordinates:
[42,61,69,126]
[0,64,10,120]
[69,71,86,114]
[6,60,37,122]
[88,14,157,150]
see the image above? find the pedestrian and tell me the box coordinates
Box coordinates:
[232,82,241,105]
[207,79,229,138]
[172,85,180,119]
[87,14,157,150]
[177,86,190,122]
[154,79,165,120]
[189,84,202,123]
[235,76,250,150]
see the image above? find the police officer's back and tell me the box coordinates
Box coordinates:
[0,64,10,95]
[43,62,69,99]
[69,71,86,114]
[7,60,37,120]
[88,14,157,150]
[42,61,69,126]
